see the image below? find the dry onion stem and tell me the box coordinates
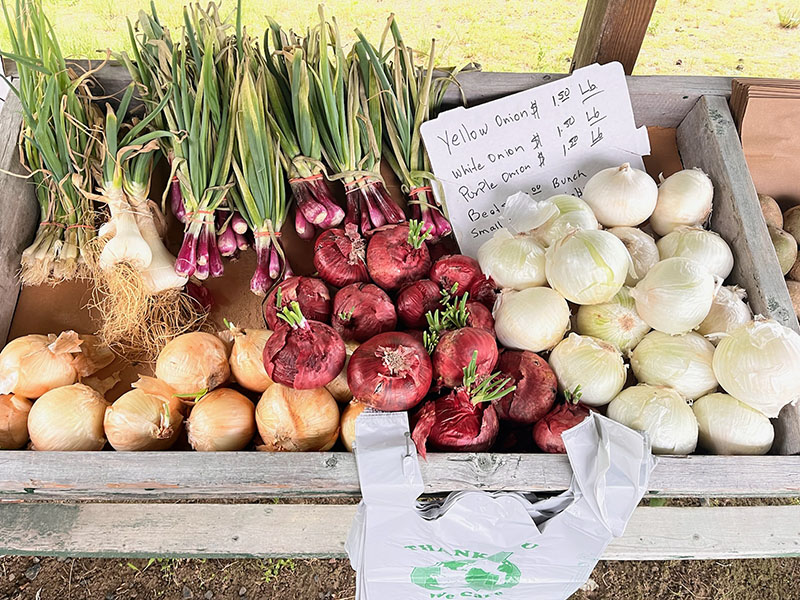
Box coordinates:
[86,252,206,361]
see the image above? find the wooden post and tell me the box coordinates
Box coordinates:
[571,0,657,75]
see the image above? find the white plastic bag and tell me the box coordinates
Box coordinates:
[346,411,655,599]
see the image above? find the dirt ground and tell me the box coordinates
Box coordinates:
[1,555,799,600]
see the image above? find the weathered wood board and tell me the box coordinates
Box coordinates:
[1,503,799,560]
[1,452,798,499]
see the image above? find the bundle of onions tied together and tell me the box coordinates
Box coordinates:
[1,0,101,284]
[263,19,344,240]
[356,17,456,240]
[306,7,406,234]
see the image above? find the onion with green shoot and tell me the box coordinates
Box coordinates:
[548,334,627,407]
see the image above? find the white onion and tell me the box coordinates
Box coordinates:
[548,333,627,406]
[631,257,717,334]
[608,226,660,286]
[656,227,734,280]
[477,230,546,290]
[28,384,108,451]
[650,169,714,236]
[630,331,717,400]
[575,287,650,352]
[712,318,800,418]
[692,392,774,455]
[606,384,698,454]
[582,163,658,227]
[493,287,570,352]
[501,191,560,234]
[697,286,752,337]
[531,194,599,247]
[545,229,630,305]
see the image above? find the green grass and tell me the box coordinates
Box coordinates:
[0,0,799,77]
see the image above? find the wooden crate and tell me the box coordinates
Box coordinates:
[1,69,799,560]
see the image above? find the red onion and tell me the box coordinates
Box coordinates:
[366,222,432,292]
[432,327,498,389]
[263,302,345,389]
[185,281,214,313]
[469,276,500,310]
[396,280,442,329]
[332,283,397,342]
[411,390,500,459]
[313,225,370,288]
[347,332,432,411]
[430,255,483,294]
[493,351,557,424]
[263,276,331,330]
[465,301,495,334]
[533,401,592,453]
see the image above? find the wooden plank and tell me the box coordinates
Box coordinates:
[677,95,799,333]
[0,94,38,345]
[1,503,798,560]
[4,60,733,127]
[571,0,657,75]
[1,452,798,499]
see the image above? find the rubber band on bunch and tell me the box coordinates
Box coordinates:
[254,230,281,238]
[66,223,94,230]
[40,221,66,228]
[343,175,372,193]
[289,173,324,184]
[188,209,215,224]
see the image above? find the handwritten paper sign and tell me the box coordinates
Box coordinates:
[420,62,650,257]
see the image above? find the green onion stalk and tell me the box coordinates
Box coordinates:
[95,82,187,294]
[230,39,290,295]
[124,2,236,281]
[0,0,102,284]
[356,17,454,240]
[263,19,344,240]
[306,7,405,234]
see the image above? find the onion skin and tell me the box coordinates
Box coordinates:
[468,276,500,310]
[229,329,274,393]
[263,320,345,390]
[313,225,370,288]
[28,384,108,451]
[465,301,495,334]
[255,384,340,452]
[366,224,432,292]
[396,280,442,329]
[430,255,482,294]
[263,276,332,330]
[155,332,231,395]
[187,388,256,451]
[332,283,397,342]
[533,402,592,453]
[0,394,32,449]
[433,328,498,389]
[411,390,500,459]
[493,351,557,424]
[340,402,366,452]
[347,332,432,411]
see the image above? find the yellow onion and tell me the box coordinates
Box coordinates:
[104,377,184,451]
[0,393,32,449]
[340,401,367,452]
[0,331,113,398]
[325,341,360,403]
[187,388,256,451]
[255,384,339,452]
[28,384,108,451]
[228,326,273,393]
[155,332,230,394]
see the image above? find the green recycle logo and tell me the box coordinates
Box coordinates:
[410,551,521,592]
